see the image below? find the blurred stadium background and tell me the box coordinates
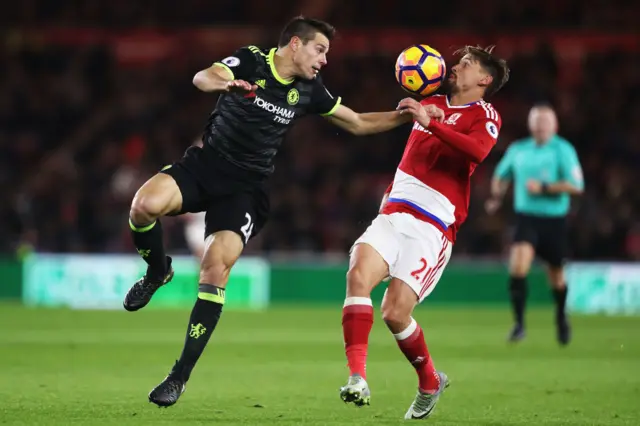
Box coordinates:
[1,1,639,425]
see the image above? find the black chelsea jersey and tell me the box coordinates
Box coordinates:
[203,46,341,175]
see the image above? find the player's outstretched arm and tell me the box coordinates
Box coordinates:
[193,65,257,94]
[398,97,497,163]
[326,105,411,136]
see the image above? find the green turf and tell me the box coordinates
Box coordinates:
[1,304,639,425]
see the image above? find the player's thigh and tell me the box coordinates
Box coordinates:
[199,191,266,285]
[510,215,538,276]
[130,173,184,220]
[347,215,399,296]
[347,243,391,296]
[204,190,268,245]
[539,245,567,288]
[538,218,569,288]
[390,215,452,303]
[509,243,535,277]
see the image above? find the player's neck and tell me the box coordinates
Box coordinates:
[448,91,483,106]
[534,138,551,145]
[273,48,297,81]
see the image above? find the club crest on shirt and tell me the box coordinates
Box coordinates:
[444,113,462,125]
[287,88,300,105]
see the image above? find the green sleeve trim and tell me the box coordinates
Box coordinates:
[320,97,342,116]
[213,62,234,80]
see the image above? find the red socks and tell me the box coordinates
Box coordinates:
[393,318,440,393]
[342,297,374,379]
[343,299,438,393]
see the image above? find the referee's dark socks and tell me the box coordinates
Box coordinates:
[509,276,527,326]
[552,285,568,321]
[129,218,168,278]
[174,284,225,381]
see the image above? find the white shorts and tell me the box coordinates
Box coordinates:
[352,213,452,302]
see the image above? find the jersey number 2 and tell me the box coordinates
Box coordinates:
[240,213,254,244]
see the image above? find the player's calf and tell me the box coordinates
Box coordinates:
[382,281,441,395]
[507,276,527,342]
[125,174,183,312]
[340,243,389,406]
[149,231,241,407]
[547,267,570,345]
[506,243,534,340]
[198,233,239,285]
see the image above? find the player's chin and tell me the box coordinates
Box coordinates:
[308,66,321,79]
[441,79,455,93]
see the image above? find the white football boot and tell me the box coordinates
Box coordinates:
[339,374,371,407]
[404,371,449,420]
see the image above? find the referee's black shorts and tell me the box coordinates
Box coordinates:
[159,143,270,245]
[513,214,568,268]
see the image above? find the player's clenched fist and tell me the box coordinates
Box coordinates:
[226,80,258,93]
[423,104,445,122]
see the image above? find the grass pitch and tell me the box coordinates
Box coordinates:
[1,304,638,425]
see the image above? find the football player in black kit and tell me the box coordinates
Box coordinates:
[124,16,412,407]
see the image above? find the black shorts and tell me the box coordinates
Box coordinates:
[513,214,568,267]
[160,144,269,244]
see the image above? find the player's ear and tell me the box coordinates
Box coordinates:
[479,74,493,88]
[290,36,300,52]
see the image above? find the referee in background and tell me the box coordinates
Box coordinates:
[486,104,584,346]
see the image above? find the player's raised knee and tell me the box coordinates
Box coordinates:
[381,303,411,330]
[130,193,166,224]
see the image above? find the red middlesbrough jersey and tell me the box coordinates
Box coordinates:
[381,94,502,243]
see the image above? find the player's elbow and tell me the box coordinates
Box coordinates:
[467,150,486,164]
[192,71,212,92]
[346,118,366,135]
[470,143,494,163]
[561,180,584,195]
[349,126,366,136]
[192,72,206,89]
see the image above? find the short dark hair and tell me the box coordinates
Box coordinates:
[278,16,336,48]
[454,45,510,97]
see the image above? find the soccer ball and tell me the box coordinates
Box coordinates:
[395,45,446,97]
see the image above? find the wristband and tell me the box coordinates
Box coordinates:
[541,183,549,194]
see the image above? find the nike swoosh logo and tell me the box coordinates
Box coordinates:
[411,406,435,419]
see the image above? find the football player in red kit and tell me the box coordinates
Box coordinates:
[339,46,510,420]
